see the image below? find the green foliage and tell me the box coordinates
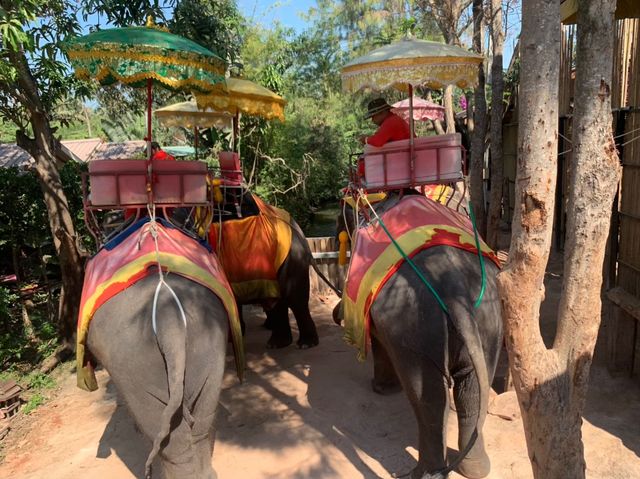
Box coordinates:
[22,392,45,414]
[26,371,56,389]
[170,0,245,66]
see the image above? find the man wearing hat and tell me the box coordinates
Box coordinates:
[359,98,411,147]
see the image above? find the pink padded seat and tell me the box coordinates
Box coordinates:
[88,160,148,206]
[363,133,464,189]
[218,151,243,185]
[88,159,208,206]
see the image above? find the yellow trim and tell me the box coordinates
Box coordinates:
[343,192,387,210]
[343,224,494,360]
[68,48,225,74]
[75,68,225,92]
[77,251,244,391]
[231,279,281,303]
[341,55,483,74]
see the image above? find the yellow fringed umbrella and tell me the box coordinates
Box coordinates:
[341,37,483,181]
[154,100,233,158]
[194,77,286,121]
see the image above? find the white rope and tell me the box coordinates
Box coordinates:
[620,133,640,148]
[558,131,573,144]
[144,204,188,335]
[614,125,640,140]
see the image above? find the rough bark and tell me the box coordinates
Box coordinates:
[443,85,456,134]
[469,0,487,236]
[10,49,84,342]
[486,0,505,249]
[497,0,619,477]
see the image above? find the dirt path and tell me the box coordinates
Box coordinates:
[1,291,639,479]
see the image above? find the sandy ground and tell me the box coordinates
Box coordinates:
[1,263,640,479]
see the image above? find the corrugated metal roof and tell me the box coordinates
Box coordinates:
[0,144,34,169]
[62,138,103,162]
[91,141,146,160]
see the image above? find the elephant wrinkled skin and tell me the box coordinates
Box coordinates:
[335,198,503,479]
[87,274,229,479]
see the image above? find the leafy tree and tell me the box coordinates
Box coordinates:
[0,0,90,343]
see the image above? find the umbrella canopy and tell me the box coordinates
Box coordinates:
[64,26,226,93]
[155,100,233,130]
[392,96,445,122]
[194,78,286,121]
[341,37,483,93]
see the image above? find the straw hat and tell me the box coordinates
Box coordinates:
[364,98,392,119]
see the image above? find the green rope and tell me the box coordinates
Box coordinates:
[374,214,450,315]
[370,197,489,314]
[467,200,487,309]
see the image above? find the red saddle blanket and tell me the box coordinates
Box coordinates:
[343,195,501,360]
[76,219,244,392]
[208,195,292,303]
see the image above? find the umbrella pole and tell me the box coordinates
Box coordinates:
[194,126,199,160]
[147,79,153,160]
[233,111,239,153]
[409,84,415,186]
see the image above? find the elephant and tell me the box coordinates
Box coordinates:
[87,274,230,479]
[334,193,503,479]
[211,189,319,350]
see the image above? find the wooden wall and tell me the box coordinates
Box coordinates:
[307,237,346,297]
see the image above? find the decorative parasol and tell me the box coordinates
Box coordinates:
[64,20,226,156]
[154,100,233,158]
[341,37,483,182]
[341,37,483,93]
[194,77,286,121]
[392,96,445,122]
[155,100,233,130]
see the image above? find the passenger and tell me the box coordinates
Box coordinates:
[359,98,411,147]
[150,141,176,161]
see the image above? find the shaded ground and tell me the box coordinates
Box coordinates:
[1,257,639,478]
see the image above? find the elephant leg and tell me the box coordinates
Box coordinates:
[265,299,293,349]
[370,331,401,395]
[376,335,449,478]
[288,294,319,349]
[452,364,490,479]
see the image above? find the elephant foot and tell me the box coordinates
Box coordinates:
[371,378,402,395]
[456,453,490,479]
[266,332,293,349]
[296,332,319,349]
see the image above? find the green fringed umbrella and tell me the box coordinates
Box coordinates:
[63,21,226,154]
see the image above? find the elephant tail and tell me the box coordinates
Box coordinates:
[144,282,189,479]
[438,301,490,478]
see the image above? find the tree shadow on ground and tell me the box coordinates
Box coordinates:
[216,303,464,478]
[95,378,151,479]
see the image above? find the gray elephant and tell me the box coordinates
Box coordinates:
[211,190,319,349]
[77,218,244,479]
[87,275,229,479]
[334,193,503,479]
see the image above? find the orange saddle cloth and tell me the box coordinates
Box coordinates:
[76,218,244,392]
[208,195,292,303]
[343,195,501,360]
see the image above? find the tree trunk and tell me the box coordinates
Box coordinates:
[11,49,84,343]
[497,0,619,477]
[443,85,456,133]
[469,0,487,236]
[486,0,505,249]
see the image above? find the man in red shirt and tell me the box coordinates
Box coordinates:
[359,98,411,147]
[150,141,176,161]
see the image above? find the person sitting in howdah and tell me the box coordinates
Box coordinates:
[359,97,411,147]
